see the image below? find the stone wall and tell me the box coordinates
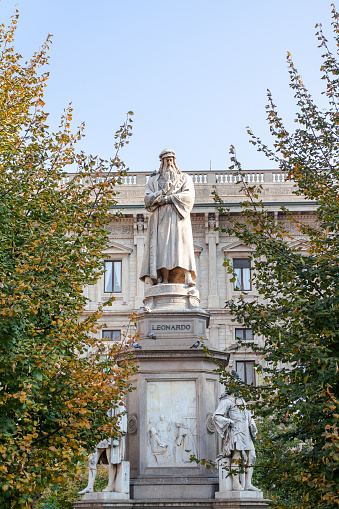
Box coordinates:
[80,169,316,385]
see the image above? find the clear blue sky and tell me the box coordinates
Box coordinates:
[0,0,334,172]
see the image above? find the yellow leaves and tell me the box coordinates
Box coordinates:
[0,17,134,506]
[19,393,27,403]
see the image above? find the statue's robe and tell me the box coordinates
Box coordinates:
[213,396,254,454]
[96,407,127,464]
[140,172,196,282]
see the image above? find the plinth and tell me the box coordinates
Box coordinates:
[127,285,227,500]
[74,284,268,509]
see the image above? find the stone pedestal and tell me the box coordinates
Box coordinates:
[127,284,228,501]
[74,497,267,509]
[215,457,265,504]
[74,284,268,509]
[213,492,268,509]
[74,492,132,509]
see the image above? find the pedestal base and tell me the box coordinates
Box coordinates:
[73,492,132,509]
[75,284,268,509]
[81,493,130,501]
[74,496,268,509]
[131,477,218,500]
[143,284,201,311]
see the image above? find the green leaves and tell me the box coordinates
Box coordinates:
[0,11,135,509]
[214,6,339,509]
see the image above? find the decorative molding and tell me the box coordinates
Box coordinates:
[206,413,216,434]
[221,240,254,253]
[104,240,133,255]
[127,414,138,435]
[134,214,145,233]
[286,238,310,251]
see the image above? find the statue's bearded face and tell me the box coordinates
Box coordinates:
[161,156,179,184]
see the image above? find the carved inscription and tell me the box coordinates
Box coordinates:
[106,225,134,238]
[151,324,191,331]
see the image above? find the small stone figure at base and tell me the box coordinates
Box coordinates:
[212,391,260,492]
[79,407,129,497]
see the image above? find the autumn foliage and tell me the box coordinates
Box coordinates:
[0,11,135,508]
[214,6,339,509]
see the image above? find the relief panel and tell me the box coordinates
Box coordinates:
[146,380,197,467]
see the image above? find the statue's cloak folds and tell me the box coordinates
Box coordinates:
[140,172,196,281]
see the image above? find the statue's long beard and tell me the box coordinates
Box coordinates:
[162,164,177,187]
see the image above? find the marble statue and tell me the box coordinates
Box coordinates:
[140,148,196,286]
[212,392,259,492]
[79,406,129,496]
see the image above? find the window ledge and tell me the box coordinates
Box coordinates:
[100,295,129,306]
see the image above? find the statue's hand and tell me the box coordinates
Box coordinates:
[158,195,172,206]
[154,190,164,198]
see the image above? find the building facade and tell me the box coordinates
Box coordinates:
[79,168,316,385]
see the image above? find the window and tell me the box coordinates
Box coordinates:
[236,361,255,385]
[104,261,122,293]
[102,330,121,342]
[235,328,253,342]
[233,258,251,291]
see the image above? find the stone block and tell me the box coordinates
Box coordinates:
[215,491,264,501]
[143,284,201,311]
[115,461,130,496]
[81,492,130,501]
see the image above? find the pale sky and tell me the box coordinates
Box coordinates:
[0,0,334,172]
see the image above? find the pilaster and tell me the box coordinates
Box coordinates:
[205,213,219,309]
[134,214,146,308]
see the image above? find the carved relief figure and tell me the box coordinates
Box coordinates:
[146,381,197,467]
[208,213,216,231]
[79,406,129,495]
[140,149,196,286]
[135,214,144,233]
[148,417,169,465]
[212,392,259,491]
[174,421,196,463]
[156,414,169,442]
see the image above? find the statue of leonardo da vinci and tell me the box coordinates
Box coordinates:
[140,149,196,287]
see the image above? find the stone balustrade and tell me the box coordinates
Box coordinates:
[60,169,291,187]
[215,173,264,184]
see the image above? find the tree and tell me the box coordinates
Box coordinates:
[214,6,339,508]
[0,11,136,508]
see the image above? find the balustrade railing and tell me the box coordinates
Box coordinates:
[215,173,264,184]
[272,173,285,183]
[60,170,289,186]
[190,174,208,184]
